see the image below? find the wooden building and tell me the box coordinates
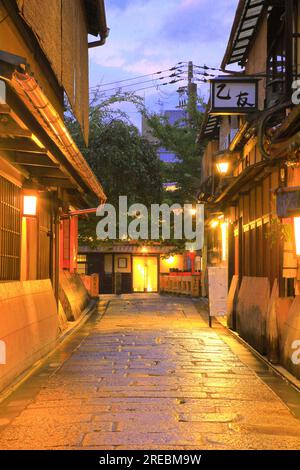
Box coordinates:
[0,0,108,392]
[79,243,201,296]
[198,0,300,378]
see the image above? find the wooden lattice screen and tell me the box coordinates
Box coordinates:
[0,176,21,281]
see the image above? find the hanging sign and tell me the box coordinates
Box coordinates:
[210,77,258,115]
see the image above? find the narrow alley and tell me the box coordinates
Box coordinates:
[0,296,299,450]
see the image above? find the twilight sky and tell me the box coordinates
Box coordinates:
[89,0,239,128]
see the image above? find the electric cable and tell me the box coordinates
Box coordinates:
[98,72,186,94]
[90,65,184,89]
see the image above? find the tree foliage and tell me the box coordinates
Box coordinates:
[66,92,164,247]
[142,97,205,204]
[66,92,163,207]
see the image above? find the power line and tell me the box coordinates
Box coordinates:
[178,62,229,74]
[90,65,184,89]
[98,72,187,95]
[101,78,186,96]
[194,70,217,78]
[194,78,209,83]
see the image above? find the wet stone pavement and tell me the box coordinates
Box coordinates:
[0,295,300,450]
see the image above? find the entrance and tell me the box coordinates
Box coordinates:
[132,256,158,293]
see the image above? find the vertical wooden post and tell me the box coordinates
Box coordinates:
[285,0,294,97]
[53,191,60,307]
[69,215,78,273]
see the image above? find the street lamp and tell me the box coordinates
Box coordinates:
[210,219,219,229]
[166,256,175,265]
[216,158,230,176]
[23,194,37,217]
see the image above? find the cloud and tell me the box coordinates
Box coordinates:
[90,0,175,74]
[91,0,238,73]
[89,0,239,126]
[161,0,238,43]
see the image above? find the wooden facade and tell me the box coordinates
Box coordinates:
[0,1,107,296]
[199,0,300,377]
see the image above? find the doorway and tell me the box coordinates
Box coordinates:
[132,256,158,293]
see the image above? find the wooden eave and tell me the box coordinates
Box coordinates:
[0,51,106,205]
[221,0,266,69]
[84,0,109,38]
[0,93,97,206]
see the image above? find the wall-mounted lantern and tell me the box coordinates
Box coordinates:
[210,220,219,229]
[216,158,230,176]
[23,194,37,217]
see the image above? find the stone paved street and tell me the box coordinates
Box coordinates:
[0,295,300,450]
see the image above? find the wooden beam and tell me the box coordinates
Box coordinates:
[0,124,32,138]
[0,137,46,153]
[14,153,60,167]
[38,177,75,189]
[28,167,66,178]
[285,0,294,96]
[0,104,11,114]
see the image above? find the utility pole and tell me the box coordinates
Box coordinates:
[188,61,193,88]
[187,61,197,125]
[177,61,197,125]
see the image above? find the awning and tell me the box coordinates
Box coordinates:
[198,103,220,141]
[222,0,266,68]
[84,0,109,37]
[214,160,273,205]
[0,53,106,205]
[79,244,174,254]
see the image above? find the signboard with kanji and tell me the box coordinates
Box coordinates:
[210,77,258,115]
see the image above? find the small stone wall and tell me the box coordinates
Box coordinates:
[233,276,300,379]
[236,277,270,354]
[59,270,91,321]
[0,280,59,393]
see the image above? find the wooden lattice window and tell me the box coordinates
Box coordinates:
[0,176,21,281]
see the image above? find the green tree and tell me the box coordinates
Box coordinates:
[66,92,163,246]
[143,98,205,204]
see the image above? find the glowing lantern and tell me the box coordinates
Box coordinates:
[210,220,219,229]
[216,159,230,175]
[23,195,37,217]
